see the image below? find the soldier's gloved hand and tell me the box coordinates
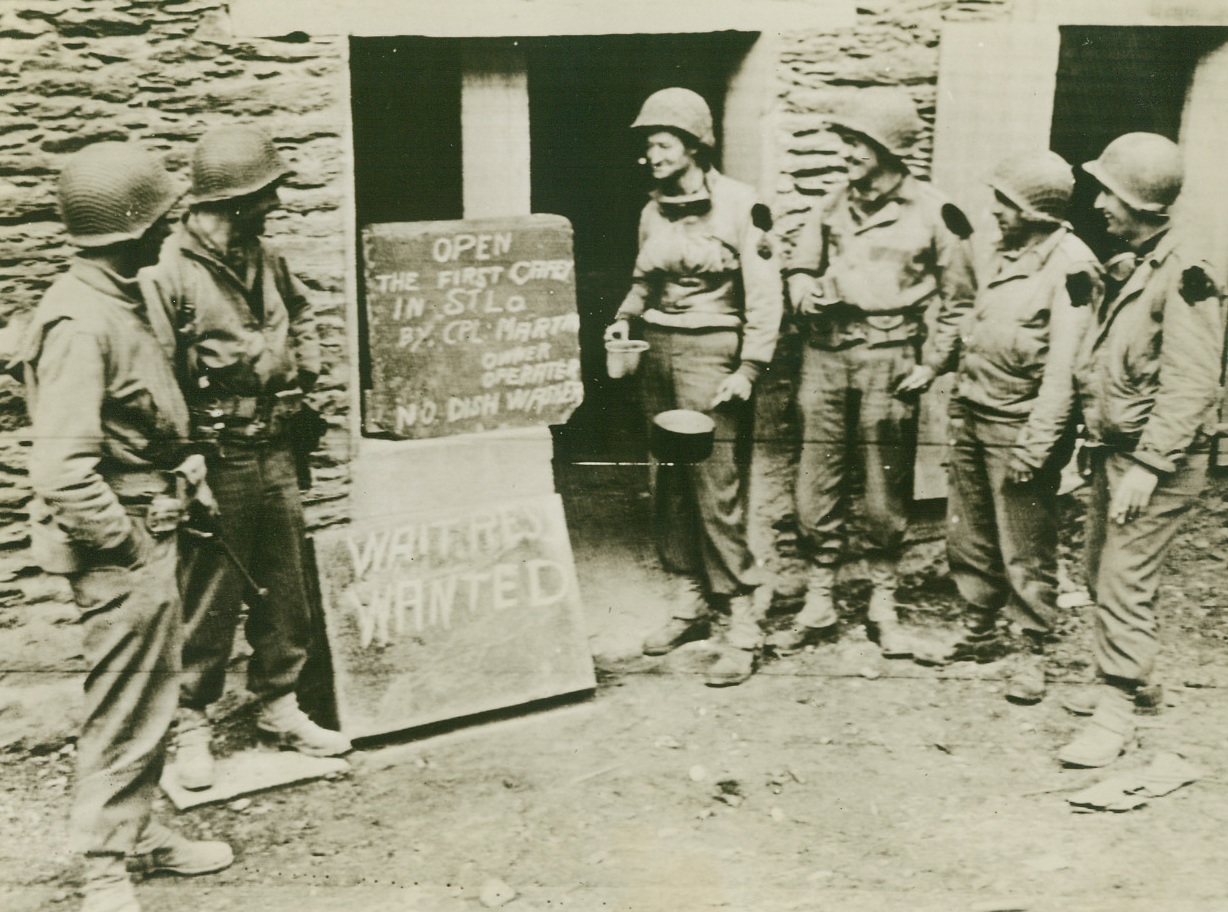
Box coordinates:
[1109,463,1159,525]
[894,364,936,397]
[604,319,630,343]
[711,373,753,409]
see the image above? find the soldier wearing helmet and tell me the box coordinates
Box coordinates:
[910,152,1101,706]
[1060,133,1224,768]
[774,88,976,658]
[604,87,783,686]
[24,142,233,912]
[141,125,350,790]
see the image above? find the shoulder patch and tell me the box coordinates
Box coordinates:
[1180,265,1219,304]
[751,203,773,233]
[940,203,973,240]
[1065,269,1095,308]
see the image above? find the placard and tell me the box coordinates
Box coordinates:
[362,214,583,439]
[314,494,596,739]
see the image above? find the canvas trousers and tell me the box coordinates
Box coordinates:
[179,442,312,709]
[945,399,1064,634]
[67,526,180,856]
[796,342,918,565]
[639,325,758,600]
[1085,448,1206,685]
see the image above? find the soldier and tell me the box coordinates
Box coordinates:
[24,143,232,912]
[773,89,976,657]
[604,88,783,686]
[141,125,350,791]
[1060,133,1223,767]
[910,152,1100,705]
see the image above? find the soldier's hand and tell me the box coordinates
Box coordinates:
[194,479,220,518]
[604,319,630,343]
[894,364,936,397]
[1109,464,1159,525]
[1006,451,1035,485]
[711,373,753,409]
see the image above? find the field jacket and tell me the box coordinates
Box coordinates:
[616,169,783,382]
[1073,229,1224,475]
[954,227,1100,468]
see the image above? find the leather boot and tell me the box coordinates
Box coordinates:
[704,646,756,687]
[174,708,215,791]
[257,694,352,757]
[866,558,910,658]
[1059,685,1135,768]
[643,576,710,656]
[911,610,998,666]
[1005,631,1046,705]
[130,821,233,877]
[767,565,837,654]
[1063,681,1163,717]
[81,856,139,912]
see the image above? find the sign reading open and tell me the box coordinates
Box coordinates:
[362,214,583,439]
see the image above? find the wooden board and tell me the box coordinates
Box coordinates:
[314,493,596,740]
[161,750,349,809]
[362,214,583,439]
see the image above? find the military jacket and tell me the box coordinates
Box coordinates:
[1073,229,1224,475]
[23,259,190,569]
[787,174,975,370]
[616,169,782,375]
[141,219,322,405]
[955,227,1100,468]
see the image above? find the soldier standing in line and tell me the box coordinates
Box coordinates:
[910,152,1101,706]
[1060,133,1224,767]
[24,143,232,912]
[772,88,976,658]
[141,125,350,791]
[604,88,783,687]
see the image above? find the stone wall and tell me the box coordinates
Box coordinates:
[0,0,349,593]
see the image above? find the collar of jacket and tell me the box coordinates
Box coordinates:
[987,226,1067,288]
[68,257,143,309]
[177,216,260,292]
[840,174,915,235]
[651,168,718,218]
[1108,228,1174,303]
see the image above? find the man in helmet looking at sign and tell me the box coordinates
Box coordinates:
[1061,133,1224,767]
[24,142,233,912]
[775,88,976,658]
[142,125,350,791]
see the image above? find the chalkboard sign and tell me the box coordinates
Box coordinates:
[314,494,596,739]
[362,214,583,439]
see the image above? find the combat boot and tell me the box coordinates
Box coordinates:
[1058,685,1135,768]
[643,576,711,656]
[257,694,352,757]
[866,558,911,658]
[704,647,756,687]
[130,821,233,877]
[81,856,139,912]
[1063,681,1164,716]
[1004,630,1047,705]
[911,609,998,666]
[174,708,215,791]
[766,565,838,654]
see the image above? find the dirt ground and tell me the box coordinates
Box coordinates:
[4,466,1228,912]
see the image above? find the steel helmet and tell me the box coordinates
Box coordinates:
[1083,133,1183,215]
[190,124,291,204]
[57,142,179,248]
[630,88,715,149]
[988,151,1075,224]
[825,88,923,161]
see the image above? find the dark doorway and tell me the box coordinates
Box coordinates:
[525,32,757,462]
[1050,26,1228,259]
